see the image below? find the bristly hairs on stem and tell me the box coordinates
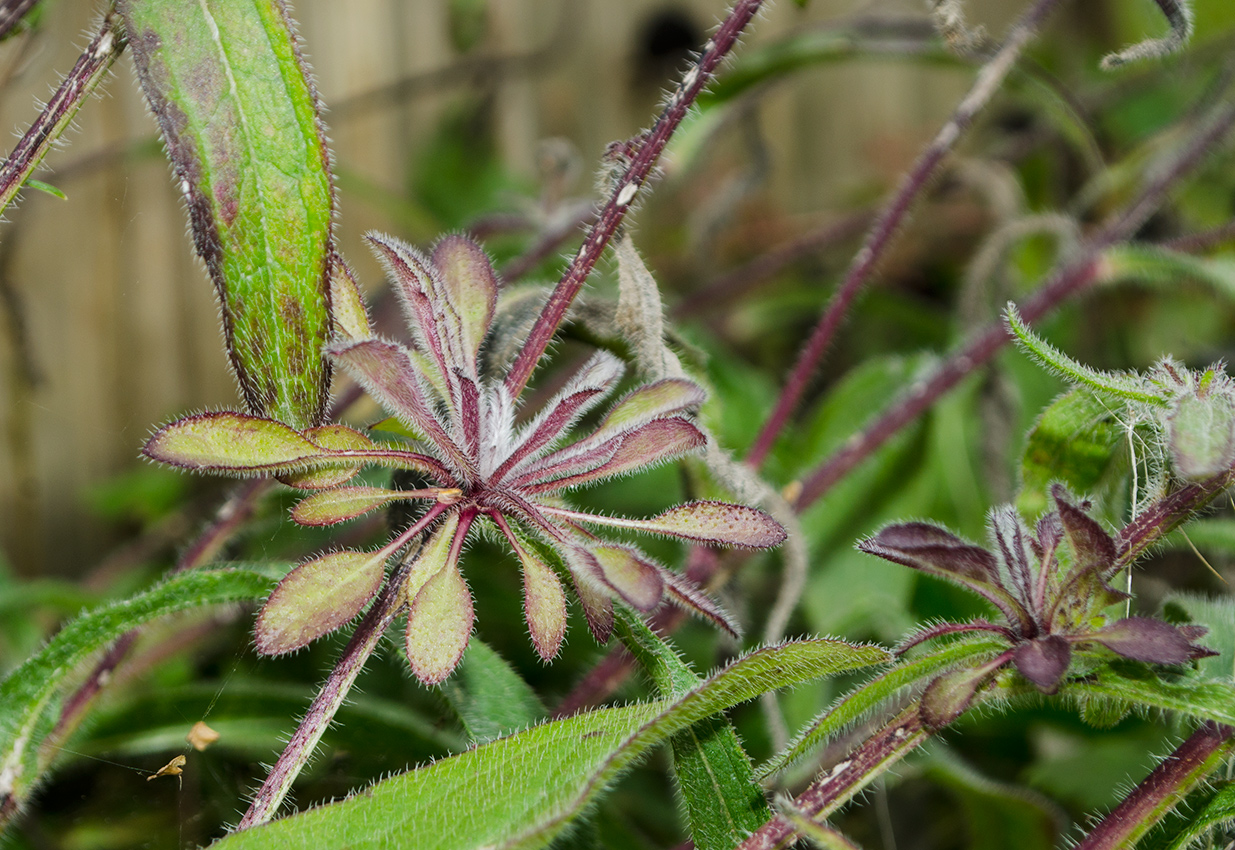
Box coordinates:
[504,0,767,400]
[1101,0,1194,70]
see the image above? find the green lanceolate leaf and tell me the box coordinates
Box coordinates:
[439,640,545,744]
[1143,781,1235,850]
[0,569,274,821]
[213,637,886,850]
[759,638,1004,780]
[120,0,334,429]
[615,613,773,848]
[1065,668,1235,727]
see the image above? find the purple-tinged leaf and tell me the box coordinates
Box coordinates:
[571,570,615,644]
[121,0,334,430]
[510,540,568,661]
[498,351,625,478]
[291,486,426,527]
[366,232,468,400]
[920,652,1011,728]
[1088,617,1212,665]
[1012,635,1072,693]
[589,379,706,444]
[329,253,373,342]
[526,417,706,493]
[990,507,1034,607]
[897,620,1012,654]
[1053,486,1117,578]
[431,235,498,369]
[279,424,375,489]
[859,523,1030,631]
[456,370,482,457]
[327,339,473,477]
[586,545,665,612]
[542,501,786,549]
[144,412,331,474]
[661,569,740,638]
[255,550,386,655]
[406,560,474,685]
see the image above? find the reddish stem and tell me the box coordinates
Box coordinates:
[1074,722,1235,850]
[744,0,1066,469]
[795,100,1235,511]
[504,0,766,398]
[737,705,930,850]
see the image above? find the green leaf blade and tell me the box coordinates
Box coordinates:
[212,637,886,850]
[121,0,334,428]
[0,569,275,816]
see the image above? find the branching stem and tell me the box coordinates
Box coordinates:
[745,0,1066,469]
[795,99,1235,510]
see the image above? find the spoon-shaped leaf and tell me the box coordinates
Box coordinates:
[255,550,387,655]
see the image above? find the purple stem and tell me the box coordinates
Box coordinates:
[0,7,125,215]
[745,0,1066,469]
[737,705,930,850]
[236,503,448,830]
[0,0,38,40]
[504,0,766,399]
[796,100,1235,511]
[1074,722,1235,850]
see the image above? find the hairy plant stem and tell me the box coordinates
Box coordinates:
[504,0,765,398]
[0,5,125,217]
[745,0,1066,469]
[738,704,932,850]
[236,504,447,830]
[1075,722,1235,850]
[796,98,1235,510]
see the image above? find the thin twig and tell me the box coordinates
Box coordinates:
[504,0,767,399]
[0,6,125,217]
[795,99,1235,511]
[745,0,1067,469]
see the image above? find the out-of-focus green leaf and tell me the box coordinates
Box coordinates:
[0,569,275,822]
[923,749,1059,850]
[120,0,334,429]
[214,637,885,850]
[440,640,545,744]
[1017,388,1128,520]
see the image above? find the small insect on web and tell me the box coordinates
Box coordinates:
[147,754,187,788]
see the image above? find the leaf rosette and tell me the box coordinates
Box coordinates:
[859,485,1214,727]
[144,233,786,683]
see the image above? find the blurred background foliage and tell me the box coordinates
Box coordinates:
[2,0,1235,847]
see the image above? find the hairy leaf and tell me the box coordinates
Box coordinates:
[255,551,386,654]
[0,569,274,812]
[212,638,885,850]
[121,0,334,428]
